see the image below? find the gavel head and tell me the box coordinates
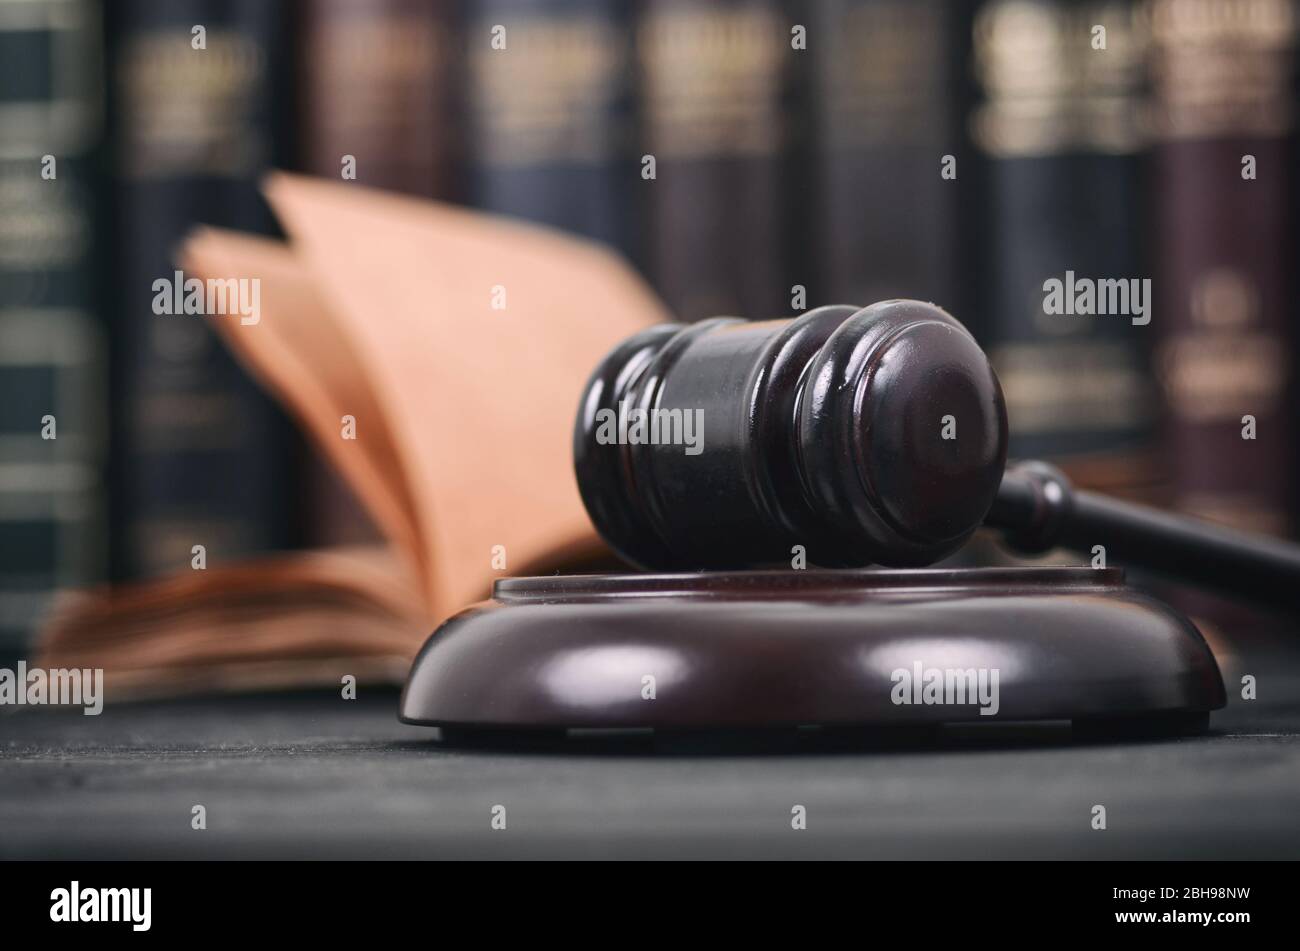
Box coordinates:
[574,301,1008,570]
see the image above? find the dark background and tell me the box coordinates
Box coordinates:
[0,0,1298,861]
[1,0,1297,661]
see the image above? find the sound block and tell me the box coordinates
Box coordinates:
[399,567,1226,740]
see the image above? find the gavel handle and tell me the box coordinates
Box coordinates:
[987,461,1300,611]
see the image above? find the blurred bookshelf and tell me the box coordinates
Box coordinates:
[0,0,1296,662]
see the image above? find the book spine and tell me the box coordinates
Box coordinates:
[107,0,294,579]
[799,0,962,314]
[970,0,1157,479]
[295,0,459,548]
[297,0,457,198]
[0,0,106,660]
[464,0,635,256]
[636,0,791,321]
[1150,0,1297,538]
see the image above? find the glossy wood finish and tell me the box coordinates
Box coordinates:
[994,460,1300,611]
[400,567,1225,733]
[575,300,1300,607]
[400,301,1299,737]
[574,301,1008,570]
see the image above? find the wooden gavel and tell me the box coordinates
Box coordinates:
[574,300,1300,610]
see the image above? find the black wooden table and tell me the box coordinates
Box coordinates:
[3,644,1298,860]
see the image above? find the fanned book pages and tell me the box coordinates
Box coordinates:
[38,175,670,696]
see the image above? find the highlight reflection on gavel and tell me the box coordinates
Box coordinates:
[574,300,1300,610]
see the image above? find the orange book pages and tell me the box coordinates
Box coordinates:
[36,548,425,696]
[263,174,671,615]
[180,229,430,601]
[34,179,670,698]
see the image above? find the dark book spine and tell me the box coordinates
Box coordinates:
[107,0,294,579]
[295,0,458,548]
[464,0,635,257]
[1150,0,1297,539]
[636,0,791,321]
[297,0,457,198]
[798,0,963,314]
[0,0,106,660]
[970,0,1156,483]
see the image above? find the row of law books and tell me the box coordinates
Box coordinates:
[1,0,1297,662]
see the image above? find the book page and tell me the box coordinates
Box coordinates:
[264,174,670,616]
[180,229,430,599]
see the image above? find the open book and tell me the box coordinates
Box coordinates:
[37,174,670,696]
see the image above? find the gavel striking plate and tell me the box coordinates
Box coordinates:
[397,300,1300,739]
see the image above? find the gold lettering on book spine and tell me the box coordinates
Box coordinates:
[1157,269,1288,422]
[472,16,625,166]
[638,7,785,160]
[821,1,948,148]
[972,0,1149,158]
[306,15,446,142]
[118,31,268,180]
[1149,0,1296,139]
